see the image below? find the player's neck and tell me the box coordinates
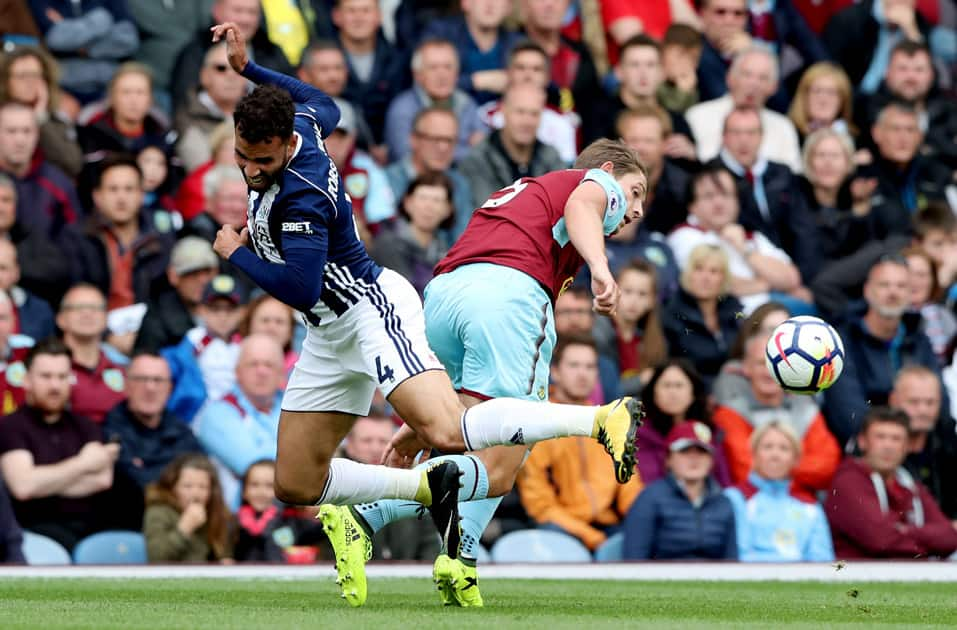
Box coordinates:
[341,34,376,56]
[466,19,498,51]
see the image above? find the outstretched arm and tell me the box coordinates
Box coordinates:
[211,21,339,136]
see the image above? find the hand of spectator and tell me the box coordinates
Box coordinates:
[664,134,697,161]
[178,502,207,535]
[214,225,249,260]
[885,3,921,40]
[663,52,698,93]
[591,265,619,317]
[210,22,249,73]
[76,441,114,472]
[382,424,429,468]
[104,442,120,462]
[45,8,64,23]
[723,31,753,56]
[719,223,748,253]
[471,70,509,94]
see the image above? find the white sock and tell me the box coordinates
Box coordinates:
[460,398,597,451]
[317,458,423,505]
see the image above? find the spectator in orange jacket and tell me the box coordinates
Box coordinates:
[712,329,841,501]
[517,334,643,551]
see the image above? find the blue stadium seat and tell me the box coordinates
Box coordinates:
[21,532,71,565]
[72,531,147,565]
[593,532,624,562]
[475,544,492,564]
[490,529,592,563]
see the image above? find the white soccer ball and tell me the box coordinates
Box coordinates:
[765,316,845,394]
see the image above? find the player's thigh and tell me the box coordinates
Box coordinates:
[387,369,467,453]
[274,409,356,495]
[423,272,466,390]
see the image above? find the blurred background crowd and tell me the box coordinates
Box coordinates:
[0,0,956,565]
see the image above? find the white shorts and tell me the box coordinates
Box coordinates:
[282,268,444,416]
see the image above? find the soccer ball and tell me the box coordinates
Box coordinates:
[765,316,845,394]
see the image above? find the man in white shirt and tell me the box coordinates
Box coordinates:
[667,163,803,314]
[686,46,802,172]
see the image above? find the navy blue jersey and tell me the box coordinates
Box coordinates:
[230,62,382,325]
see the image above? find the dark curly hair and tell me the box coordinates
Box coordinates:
[234,85,295,144]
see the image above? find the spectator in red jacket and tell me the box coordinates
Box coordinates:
[712,330,842,501]
[825,406,957,559]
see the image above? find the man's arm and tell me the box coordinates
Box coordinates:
[0,448,105,501]
[564,180,618,314]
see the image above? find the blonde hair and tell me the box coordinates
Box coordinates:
[788,62,855,136]
[801,127,855,179]
[574,138,647,179]
[750,421,802,459]
[680,244,730,296]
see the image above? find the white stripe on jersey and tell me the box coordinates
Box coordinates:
[249,185,284,264]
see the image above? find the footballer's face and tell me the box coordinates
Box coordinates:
[612,169,647,232]
[234,133,297,192]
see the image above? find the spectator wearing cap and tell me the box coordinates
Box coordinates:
[384,38,484,163]
[724,422,835,562]
[78,156,174,354]
[323,99,395,240]
[622,421,738,560]
[133,237,220,354]
[825,407,957,560]
[57,284,128,424]
[517,335,643,552]
[174,42,249,172]
[194,334,285,509]
[161,275,244,423]
[102,352,202,526]
[823,255,941,447]
[0,289,34,416]
[0,239,55,342]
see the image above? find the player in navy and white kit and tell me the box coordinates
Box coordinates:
[210,22,641,607]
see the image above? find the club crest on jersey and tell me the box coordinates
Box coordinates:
[282,221,314,234]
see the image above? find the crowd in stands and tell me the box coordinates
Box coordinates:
[2,0,957,564]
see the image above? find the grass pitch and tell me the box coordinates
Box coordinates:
[1,577,955,629]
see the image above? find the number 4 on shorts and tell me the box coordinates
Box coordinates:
[375,356,395,384]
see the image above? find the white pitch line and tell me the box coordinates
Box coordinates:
[1,562,956,582]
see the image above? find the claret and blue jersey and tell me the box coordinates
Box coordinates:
[229,62,381,326]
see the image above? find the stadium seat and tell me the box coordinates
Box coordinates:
[21,532,71,565]
[593,532,624,562]
[490,529,592,563]
[72,531,148,565]
[475,544,492,564]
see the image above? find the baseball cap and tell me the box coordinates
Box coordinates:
[201,274,243,306]
[666,421,715,454]
[333,98,357,136]
[170,237,219,276]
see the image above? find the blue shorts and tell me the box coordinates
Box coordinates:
[424,263,555,401]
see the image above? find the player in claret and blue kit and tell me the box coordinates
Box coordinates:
[208,22,642,607]
[326,140,650,607]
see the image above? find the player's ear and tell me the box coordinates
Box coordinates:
[599,160,614,174]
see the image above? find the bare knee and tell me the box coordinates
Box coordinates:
[420,424,466,454]
[274,462,329,506]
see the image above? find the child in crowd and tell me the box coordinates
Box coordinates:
[234,460,323,563]
[162,275,244,422]
[143,454,234,563]
[910,204,957,308]
[594,260,667,396]
[136,142,182,233]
